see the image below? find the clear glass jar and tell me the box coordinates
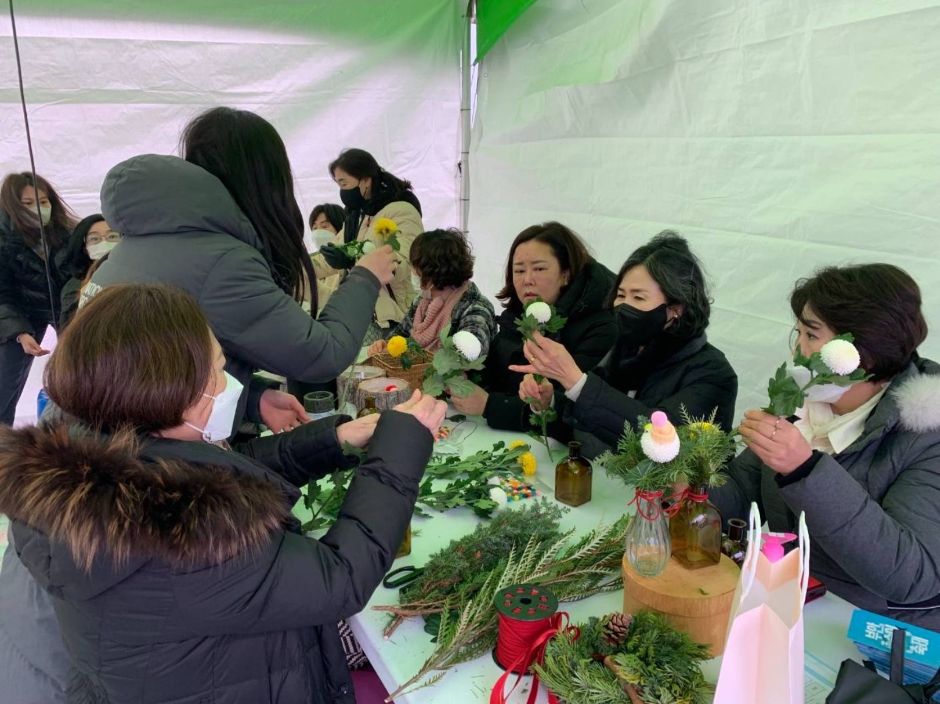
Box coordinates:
[625,491,671,577]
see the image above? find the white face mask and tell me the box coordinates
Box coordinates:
[87,240,117,261]
[185,371,243,443]
[303,228,335,255]
[787,364,851,404]
[38,205,52,225]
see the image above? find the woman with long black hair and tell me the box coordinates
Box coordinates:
[315,148,423,344]
[89,107,399,435]
[0,172,76,425]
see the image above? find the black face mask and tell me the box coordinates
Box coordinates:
[615,303,669,348]
[339,186,366,210]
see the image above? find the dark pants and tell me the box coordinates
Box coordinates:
[0,327,46,426]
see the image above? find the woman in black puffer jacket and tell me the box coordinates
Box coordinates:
[0,172,75,425]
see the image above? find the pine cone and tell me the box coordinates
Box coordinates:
[602,613,633,646]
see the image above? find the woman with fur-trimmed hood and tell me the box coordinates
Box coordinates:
[0,283,445,704]
[712,264,940,629]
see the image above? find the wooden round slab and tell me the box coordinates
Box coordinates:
[355,377,412,412]
[337,364,384,404]
[622,554,740,656]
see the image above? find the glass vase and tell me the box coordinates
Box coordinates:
[670,485,722,570]
[625,491,671,577]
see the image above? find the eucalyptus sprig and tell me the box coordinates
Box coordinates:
[764,333,869,417]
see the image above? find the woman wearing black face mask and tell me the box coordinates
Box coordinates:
[314,148,423,344]
[511,231,738,458]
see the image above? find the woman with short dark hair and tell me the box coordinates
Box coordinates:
[0,283,444,703]
[0,172,76,426]
[712,263,940,629]
[309,203,345,234]
[513,231,737,456]
[451,221,618,431]
[368,228,496,357]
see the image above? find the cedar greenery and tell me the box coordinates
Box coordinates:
[534,612,712,704]
[375,502,629,698]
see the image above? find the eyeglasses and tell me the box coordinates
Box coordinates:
[86,232,122,246]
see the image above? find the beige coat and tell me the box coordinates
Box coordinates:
[312,200,422,328]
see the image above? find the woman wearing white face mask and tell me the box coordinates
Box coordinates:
[0,172,76,426]
[0,283,445,703]
[59,214,123,329]
[712,264,940,630]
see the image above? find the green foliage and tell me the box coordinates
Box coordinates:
[599,417,681,492]
[675,407,738,489]
[379,506,629,699]
[534,612,712,704]
[302,441,530,530]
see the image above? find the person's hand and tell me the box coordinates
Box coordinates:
[260,389,308,433]
[739,410,812,475]
[320,242,356,271]
[519,374,553,411]
[394,390,447,437]
[336,413,380,448]
[450,383,489,416]
[508,332,583,390]
[368,339,388,356]
[356,244,398,286]
[17,333,49,357]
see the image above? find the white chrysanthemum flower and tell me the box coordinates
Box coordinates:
[640,430,681,463]
[526,301,552,324]
[361,240,376,254]
[452,330,482,361]
[820,338,861,376]
[489,486,508,505]
[487,476,503,486]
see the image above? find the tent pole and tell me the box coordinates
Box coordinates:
[459,0,474,234]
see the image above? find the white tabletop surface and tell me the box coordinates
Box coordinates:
[324,414,860,703]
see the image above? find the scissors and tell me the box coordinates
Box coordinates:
[382,565,424,589]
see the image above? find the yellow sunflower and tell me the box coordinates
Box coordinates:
[372,217,399,239]
[518,452,537,477]
[386,335,408,358]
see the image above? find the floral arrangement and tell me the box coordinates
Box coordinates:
[374,501,630,698]
[372,216,402,251]
[677,408,737,493]
[534,612,712,704]
[385,334,427,370]
[764,334,869,417]
[422,327,487,398]
[509,439,538,477]
[515,299,568,459]
[301,441,532,531]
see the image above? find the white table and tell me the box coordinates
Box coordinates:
[326,416,859,703]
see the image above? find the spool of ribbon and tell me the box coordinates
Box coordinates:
[490,584,577,704]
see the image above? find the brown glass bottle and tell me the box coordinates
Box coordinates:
[357,396,380,418]
[721,518,748,567]
[555,441,592,507]
[395,524,412,559]
[670,484,722,569]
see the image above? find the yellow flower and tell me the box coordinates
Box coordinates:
[509,440,529,450]
[373,217,399,239]
[518,452,537,477]
[386,335,408,358]
[689,421,717,433]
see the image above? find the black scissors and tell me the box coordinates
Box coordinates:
[382,565,424,589]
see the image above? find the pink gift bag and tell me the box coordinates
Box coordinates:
[714,503,810,704]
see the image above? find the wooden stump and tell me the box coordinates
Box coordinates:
[355,377,412,412]
[622,554,739,656]
[336,364,384,404]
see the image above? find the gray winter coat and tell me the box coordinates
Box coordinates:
[711,357,940,629]
[89,154,380,429]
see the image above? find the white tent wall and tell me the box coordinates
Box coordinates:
[0,0,464,424]
[468,0,940,419]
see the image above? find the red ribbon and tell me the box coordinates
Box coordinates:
[490,611,579,704]
[628,489,665,521]
[661,488,710,518]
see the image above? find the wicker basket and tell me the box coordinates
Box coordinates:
[369,352,432,391]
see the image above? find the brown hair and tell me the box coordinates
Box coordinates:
[790,264,927,381]
[0,172,77,248]
[496,221,592,310]
[409,228,474,289]
[45,284,214,432]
